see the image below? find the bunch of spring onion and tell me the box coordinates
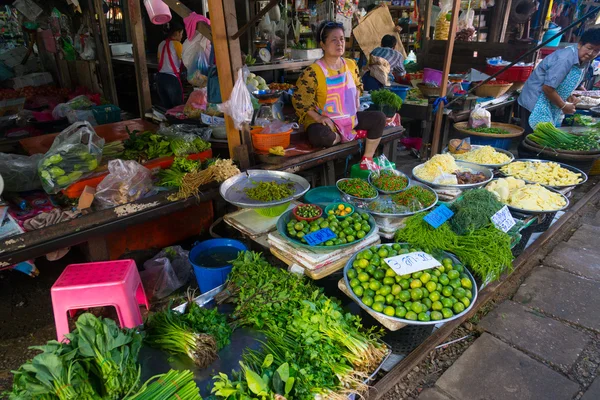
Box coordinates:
[125,369,201,400]
[530,122,600,151]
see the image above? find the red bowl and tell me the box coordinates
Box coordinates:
[292,204,323,222]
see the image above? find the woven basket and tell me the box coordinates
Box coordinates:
[251,127,291,152]
[417,83,444,97]
[475,83,513,98]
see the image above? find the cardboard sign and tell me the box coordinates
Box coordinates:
[304,228,336,246]
[384,251,442,276]
[491,206,516,233]
[424,204,454,228]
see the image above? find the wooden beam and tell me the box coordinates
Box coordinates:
[499,0,512,43]
[423,0,432,40]
[91,0,119,105]
[162,0,213,41]
[208,0,243,159]
[231,0,279,40]
[126,0,152,118]
[429,0,461,156]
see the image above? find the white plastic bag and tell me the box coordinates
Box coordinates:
[95,160,154,208]
[218,68,254,129]
[140,246,192,300]
[469,104,491,129]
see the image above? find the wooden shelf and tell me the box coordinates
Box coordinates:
[389,5,414,11]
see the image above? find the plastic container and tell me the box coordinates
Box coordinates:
[92,104,121,125]
[485,65,534,83]
[461,81,471,91]
[423,68,443,86]
[542,27,563,47]
[189,239,247,293]
[469,135,513,150]
[324,202,355,219]
[303,186,341,204]
[386,85,411,102]
[143,0,172,25]
[250,126,291,152]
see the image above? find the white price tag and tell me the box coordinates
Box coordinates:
[491,205,516,233]
[384,252,441,276]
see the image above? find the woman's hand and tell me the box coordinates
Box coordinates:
[567,95,580,105]
[317,115,336,131]
[562,102,576,114]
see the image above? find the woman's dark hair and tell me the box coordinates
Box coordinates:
[580,27,600,45]
[317,21,345,44]
[168,22,184,36]
[381,35,397,48]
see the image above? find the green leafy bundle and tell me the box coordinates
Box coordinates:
[182,303,232,351]
[450,189,504,235]
[158,157,201,188]
[529,122,600,151]
[371,89,403,110]
[126,369,201,400]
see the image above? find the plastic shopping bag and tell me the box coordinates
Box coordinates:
[218,68,254,129]
[95,160,154,208]
[38,121,104,194]
[468,104,491,129]
[0,153,44,192]
[140,246,192,300]
[184,87,208,118]
[183,35,211,88]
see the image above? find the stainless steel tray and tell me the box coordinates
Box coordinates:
[485,180,571,215]
[361,182,438,217]
[499,159,588,189]
[368,169,411,194]
[336,178,379,205]
[412,160,494,190]
[220,170,311,208]
[342,244,479,326]
[442,145,515,168]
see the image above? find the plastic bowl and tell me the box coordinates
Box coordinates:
[292,204,323,222]
[303,186,342,204]
[324,202,355,219]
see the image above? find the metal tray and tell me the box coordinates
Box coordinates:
[343,244,479,326]
[368,169,411,195]
[485,179,570,215]
[276,203,378,252]
[412,160,494,190]
[499,159,588,189]
[220,170,311,208]
[361,182,439,218]
[336,178,379,204]
[442,145,515,168]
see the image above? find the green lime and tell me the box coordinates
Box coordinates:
[450,296,458,304]
[465,290,473,300]
[361,282,370,290]
[346,235,355,242]
[422,288,429,298]
[385,268,396,277]
[448,270,460,280]
[363,250,373,260]
[372,302,385,312]
[365,289,375,298]
[350,278,360,288]
[383,277,395,286]
[432,269,441,277]
[432,300,443,311]
[411,302,424,314]
[391,284,402,296]
[353,286,364,297]
[436,283,443,293]
[437,265,445,273]
[442,258,453,268]
[356,230,366,239]
[422,298,432,310]
[378,248,389,258]
[431,311,443,321]
[381,306,394,317]
[366,265,376,276]
[296,232,305,239]
[429,275,438,284]
[450,279,462,289]
[399,279,410,289]
[355,250,365,260]
[410,280,423,289]
[398,290,411,302]
[410,288,424,300]
[372,269,384,280]
[369,281,381,291]
[404,301,413,310]
[420,272,431,284]
[361,213,369,220]
[441,308,454,319]
[395,306,407,318]
[441,286,453,297]
[392,299,403,307]
[453,302,465,314]
[362,296,374,307]
[392,243,401,251]
[418,312,431,322]
[429,291,441,302]
[325,240,334,246]
[374,295,386,303]
[385,294,395,304]
[454,264,464,273]
[405,311,418,321]
[352,223,360,231]
[461,277,473,289]
[371,256,381,266]
[294,223,303,231]
[441,298,453,308]
[460,297,471,307]
[454,288,467,299]
[412,271,423,279]
[358,272,370,282]
[357,259,369,269]
[379,285,392,296]
[439,274,450,286]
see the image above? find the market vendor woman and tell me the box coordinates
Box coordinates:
[293,21,387,169]
[156,23,185,109]
[518,27,600,133]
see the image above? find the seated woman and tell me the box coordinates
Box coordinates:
[292,21,387,169]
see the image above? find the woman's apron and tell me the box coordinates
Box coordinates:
[529,47,584,128]
[315,59,358,143]
[158,39,184,103]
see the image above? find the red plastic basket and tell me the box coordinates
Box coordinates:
[292,204,323,222]
[485,65,534,83]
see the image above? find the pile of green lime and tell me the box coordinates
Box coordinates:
[346,244,474,322]
[286,211,372,246]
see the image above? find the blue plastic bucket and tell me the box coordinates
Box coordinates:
[386,85,411,102]
[469,135,513,150]
[542,27,563,47]
[189,239,247,293]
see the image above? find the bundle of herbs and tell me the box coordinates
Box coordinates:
[449,189,504,235]
[158,157,201,188]
[529,122,600,151]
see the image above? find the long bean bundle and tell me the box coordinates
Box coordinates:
[126,369,201,400]
[530,122,599,151]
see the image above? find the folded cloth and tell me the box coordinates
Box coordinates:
[184,12,211,40]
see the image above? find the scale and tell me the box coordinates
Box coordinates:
[252,90,284,126]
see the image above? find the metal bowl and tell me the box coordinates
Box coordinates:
[485,179,570,215]
[499,159,588,189]
[336,178,379,204]
[343,244,478,325]
[252,90,283,100]
[368,169,411,194]
[276,205,377,253]
[361,182,439,218]
[219,170,310,209]
[412,161,494,190]
[442,145,515,168]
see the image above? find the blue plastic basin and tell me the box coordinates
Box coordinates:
[469,135,512,150]
[386,85,411,102]
[189,239,247,293]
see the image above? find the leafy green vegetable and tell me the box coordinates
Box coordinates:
[468,127,510,134]
[158,157,201,188]
[371,89,403,110]
[530,122,600,151]
[450,189,504,235]
[126,369,201,400]
[182,303,232,351]
[244,181,294,202]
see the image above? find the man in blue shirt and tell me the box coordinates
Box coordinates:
[518,27,600,133]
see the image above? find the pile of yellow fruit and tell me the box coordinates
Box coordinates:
[328,203,353,217]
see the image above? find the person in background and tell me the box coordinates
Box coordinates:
[363,34,406,91]
[156,23,185,110]
[371,35,406,77]
[518,27,600,133]
[293,21,387,169]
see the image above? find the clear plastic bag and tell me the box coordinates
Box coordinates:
[434,0,452,40]
[94,160,154,208]
[184,87,208,118]
[469,104,491,128]
[66,95,95,110]
[261,120,299,134]
[0,153,43,192]
[140,246,192,300]
[38,121,104,194]
[157,123,212,141]
[183,35,211,88]
[218,68,254,129]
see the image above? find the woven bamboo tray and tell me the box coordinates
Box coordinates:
[454,121,524,138]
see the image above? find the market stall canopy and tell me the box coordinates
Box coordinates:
[353,5,407,59]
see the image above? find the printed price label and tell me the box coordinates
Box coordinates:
[491,205,516,233]
[304,228,336,246]
[424,204,454,228]
[384,251,442,276]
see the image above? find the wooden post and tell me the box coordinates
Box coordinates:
[429,0,461,156]
[90,0,119,105]
[127,0,152,118]
[423,0,432,40]
[162,0,213,41]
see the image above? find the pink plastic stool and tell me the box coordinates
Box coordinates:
[51,259,149,341]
